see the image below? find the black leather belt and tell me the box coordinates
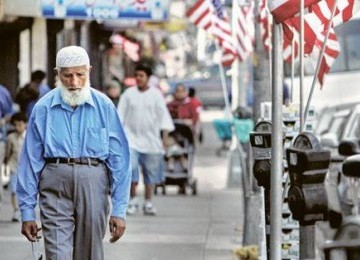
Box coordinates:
[44,157,102,166]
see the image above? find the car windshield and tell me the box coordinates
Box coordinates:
[328,116,348,140]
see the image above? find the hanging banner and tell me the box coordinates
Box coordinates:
[41,0,170,21]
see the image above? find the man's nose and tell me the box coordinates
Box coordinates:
[70,76,81,87]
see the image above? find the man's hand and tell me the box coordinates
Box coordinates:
[109,216,126,243]
[21,221,41,242]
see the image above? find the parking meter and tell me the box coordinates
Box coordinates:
[249,121,272,188]
[286,132,331,224]
[338,139,360,156]
[323,154,360,260]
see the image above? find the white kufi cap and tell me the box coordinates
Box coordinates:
[56,46,90,68]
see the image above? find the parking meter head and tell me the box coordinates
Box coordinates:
[342,154,360,178]
[286,132,331,223]
[287,132,331,186]
[250,121,272,188]
[338,139,360,156]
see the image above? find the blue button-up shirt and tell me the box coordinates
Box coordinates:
[0,85,13,141]
[17,87,131,221]
[0,84,13,118]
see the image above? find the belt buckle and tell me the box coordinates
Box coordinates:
[67,158,76,165]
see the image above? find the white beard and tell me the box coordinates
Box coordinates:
[57,79,91,107]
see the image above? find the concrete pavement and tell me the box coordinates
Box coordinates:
[0,109,244,260]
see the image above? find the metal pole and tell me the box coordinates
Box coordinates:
[299,0,304,132]
[270,23,283,260]
[231,0,240,111]
[216,44,232,117]
[291,32,295,103]
[303,0,339,123]
[300,225,316,259]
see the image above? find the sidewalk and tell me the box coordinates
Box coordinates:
[0,109,244,260]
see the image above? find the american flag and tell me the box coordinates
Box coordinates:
[258,0,272,53]
[268,0,321,23]
[186,0,237,66]
[281,0,359,85]
[233,0,255,61]
[186,0,212,31]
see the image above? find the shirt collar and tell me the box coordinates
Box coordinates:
[50,87,95,110]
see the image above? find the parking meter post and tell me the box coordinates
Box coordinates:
[286,132,330,259]
[300,225,316,258]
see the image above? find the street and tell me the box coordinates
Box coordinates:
[0,109,244,260]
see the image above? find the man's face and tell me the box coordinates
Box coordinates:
[57,65,90,90]
[56,65,92,107]
[135,70,149,90]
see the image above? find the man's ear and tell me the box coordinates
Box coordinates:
[53,68,59,76]
[89,66,93,73]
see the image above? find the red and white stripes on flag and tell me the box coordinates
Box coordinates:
[281,0,359,86]
[312,29,340,86]
[186,0,212,31]
[186,0,237,66]
[233,0,255,61]
[258,0,272,52]
[269,0,321,23]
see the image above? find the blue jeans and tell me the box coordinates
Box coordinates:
[130,149,162,185]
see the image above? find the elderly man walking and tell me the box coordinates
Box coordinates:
[17,46,131,260]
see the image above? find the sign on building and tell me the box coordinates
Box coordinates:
[41,0,170,21]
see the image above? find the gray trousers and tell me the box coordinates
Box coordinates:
[39,162,110,260]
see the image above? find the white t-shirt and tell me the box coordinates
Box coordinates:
[118,86,174,154]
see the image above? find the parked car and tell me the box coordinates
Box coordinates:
[167,65,231,108]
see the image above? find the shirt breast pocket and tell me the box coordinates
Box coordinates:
[85,128,108,156]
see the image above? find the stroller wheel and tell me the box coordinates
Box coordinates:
[178,183,186,195]
[191,180,198,196]
[162,185,166,195]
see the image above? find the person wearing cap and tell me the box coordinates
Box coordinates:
[118,64,174,216]
[16,46,131,259]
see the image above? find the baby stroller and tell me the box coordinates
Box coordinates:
[155,122,198,195]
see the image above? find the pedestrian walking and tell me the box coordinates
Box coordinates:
[0,84,13,202]
[17,46,131,260]
[5,112,27,222]
[118,64,174,216]
[105,79,122,107]
[188,86,203,143]
[15,70,51,118]
[167,84,199,134]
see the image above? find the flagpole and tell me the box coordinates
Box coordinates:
[291,30,295,103]
[216,43,232,118]
[303,0,338,124]
[231,0,240,110]
[299,0,305,132]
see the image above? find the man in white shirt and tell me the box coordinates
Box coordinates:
[118,64,174,215]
